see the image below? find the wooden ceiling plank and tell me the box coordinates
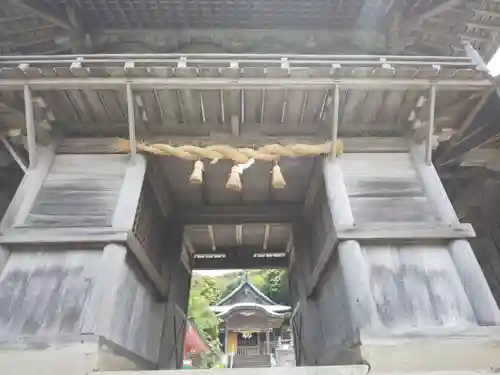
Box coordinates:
[396,66,440,129]
[66,62,111,124]
[125,63,163,130]
[263,66,289,125]
[175,62,203,126]
[219,63,241,136]
[341,67,373,124]
[376,68,417,123]
[198,67,223,127]
[284,68,311,125]
[417,0,463,23]
[79,64,126,124]
[150,67,182,127]
[26,65,79,125]
[359,65,395,124]
[241,67,265,130]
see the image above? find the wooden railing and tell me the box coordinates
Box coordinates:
[236,346,260,356]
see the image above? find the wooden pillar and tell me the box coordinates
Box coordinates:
[265,329,271,355]
[337,240,381,330]
[0,148,184,373]
[298,147,500,372]
[449,240,500,325]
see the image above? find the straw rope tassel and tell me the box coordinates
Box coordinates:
[226,165,242,191]
[272,161,286,189]
[189,160,204,184]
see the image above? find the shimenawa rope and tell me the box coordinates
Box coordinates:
[116,139,343,191]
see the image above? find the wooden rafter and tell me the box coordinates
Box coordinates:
[9,0,90,52]
[9,0,73,30]
[417,0,463,23]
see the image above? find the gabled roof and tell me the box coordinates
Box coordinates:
[216,275,277,307]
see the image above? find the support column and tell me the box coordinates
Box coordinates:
[266,329,271,355]
[292,148,500,372]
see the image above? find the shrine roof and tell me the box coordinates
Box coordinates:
[215,275,280,307]
[210,275,290,317]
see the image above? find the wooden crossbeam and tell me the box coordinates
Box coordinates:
[56,137,410,153]
[192,246,288,269]
[0,76,491,91]
[178,204,300,224]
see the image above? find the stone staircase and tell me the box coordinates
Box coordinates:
[232,355,271,368]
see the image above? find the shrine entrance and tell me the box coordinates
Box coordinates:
[0,53,499,373]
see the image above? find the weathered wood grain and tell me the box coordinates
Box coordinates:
[0,250,101,338]
[22,154,128,228]
[411,144,459,225]
[112,155,146,229]
[85,244,165,364]
[363,244,477,328]
[336,223,475,240]
[0,228,128,244]
[339,153,438,223]
[1,145,55,232]
[449,240,500,326]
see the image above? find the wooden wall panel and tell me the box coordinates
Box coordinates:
[339,153,438,223]
[362,244,477,328]
[22,155,128,228]
[107,257,165,364]
[0,249,101,338]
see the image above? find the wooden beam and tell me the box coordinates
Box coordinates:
[208,225,216,251]
[0,227,128,245]
[336,222,476,240]
[194,245,286,253]
[23,85,36,168]
[0,75,491,91]
[192,246,288,269]
[417,0,463,22]
[126,83,137,157]
[178,204,301,224]
[425,84,436,165]
[0,145,54,232]
[57,137,410,154]
[111,154,146,229]
[10,0,73,30]
[1,137,27,172]
[193,255,288,269]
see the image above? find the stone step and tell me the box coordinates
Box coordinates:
[232,355,271,368]
[99,365,369,375]
[96,366,500,375]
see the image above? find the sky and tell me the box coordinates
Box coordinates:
[487,48,500,77]
[193,269,240,277]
